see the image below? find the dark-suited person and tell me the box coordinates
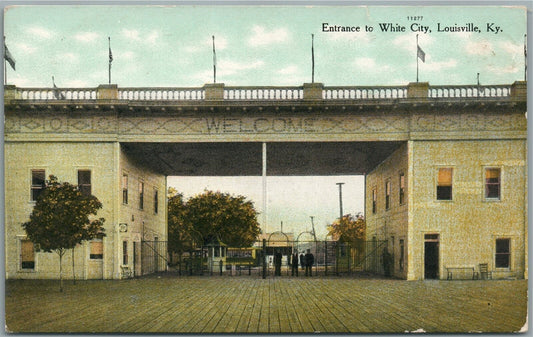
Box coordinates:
[274,251,282,276]
[305,249,314,276]
[300,253,305,270]
[291,252,299,276]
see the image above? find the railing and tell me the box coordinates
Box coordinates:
[18,88,97,100]
[118,87,205,100]
[224,86,303,100]
[323,86,408,99]
[428,85,511,98]
[10,83,516,101]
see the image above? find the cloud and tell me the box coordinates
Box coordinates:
[486,64,519,74]
[276,65,299,75]
[74,32,100,43]
[57,52,79,63]
[499,41,522,56]
[353,57,391,72]
[192,59,265,82]
[121,28,160,45]
[392,34,434,52]
[15,42,37,54]
[325,32,372,43]
[464,40,494,56]
[425,58,458,71]
[185,36,228,53]
[247,25,290,47]
[26,26,54,39]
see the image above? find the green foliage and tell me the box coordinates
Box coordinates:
[327,214,366,247]
[22,175,106,253]
[169,189,261,248]
[167,188,193,255]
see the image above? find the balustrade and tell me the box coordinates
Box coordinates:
[19,88,97,100]
[428,85,511,98]
[224,87,303,100]
[118,87,205,100]
[323,86,408,99]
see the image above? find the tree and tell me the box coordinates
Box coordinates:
[183,190,261,247]
[327,214,366,264]
[167,188,193,267]
[22,176,105,291]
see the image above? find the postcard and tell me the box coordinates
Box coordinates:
[3,4,528,333]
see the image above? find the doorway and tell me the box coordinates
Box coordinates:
[424,234,439,279]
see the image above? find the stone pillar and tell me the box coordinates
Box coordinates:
[407,82,429,99]
[4,84,16,103]
[303,82,324,100]
[511,81,527,100]
[97,84,118,100]
[204,83,225,100]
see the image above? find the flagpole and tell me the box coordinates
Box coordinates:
[524,34,527,81]
[4,36,6,85]
[108,37,111,85]
[212,36,216,83]
[311,34,315,83]
[416,34,419,83]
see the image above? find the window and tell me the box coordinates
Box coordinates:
[385,181,391,210]
[139,182,144,210]
[90,240,103,259]
[122,174,128,204]
[372,188,377,214]
[78,170,91,196]
[154,189,158,214]
[437,168,453,200]
[21,239,35,269]
[485,168,501,200]
[399,173,405,205]
[31,169,46,201]
[123,241,128,265]
[495,238,510,268]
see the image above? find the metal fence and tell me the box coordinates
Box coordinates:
[142,239,390,278]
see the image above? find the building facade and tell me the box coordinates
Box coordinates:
[4,81,527,280]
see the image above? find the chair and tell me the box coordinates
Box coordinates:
[478,263,492,280]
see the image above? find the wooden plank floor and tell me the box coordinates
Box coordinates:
[5,276,527,333]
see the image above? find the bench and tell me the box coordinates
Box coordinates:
[446,266,477,280]
[121,265,133,279]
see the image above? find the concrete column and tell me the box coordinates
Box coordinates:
[303,82,324,100]
[204,83,225,100]
[97,84,118,100]
[407,82,429,99]
[4,84,16,103]
[511,81,527,100]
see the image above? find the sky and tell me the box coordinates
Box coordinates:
[3,5,527,237]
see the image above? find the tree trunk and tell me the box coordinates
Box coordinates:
[72,248,76,285]
[58,249,64,292]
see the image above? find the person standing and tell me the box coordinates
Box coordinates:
[300,253,305,270]
[305,249,314,277]
[291,251,299,276]
[274,250,282,276]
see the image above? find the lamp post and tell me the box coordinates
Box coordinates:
[336,182,345,220]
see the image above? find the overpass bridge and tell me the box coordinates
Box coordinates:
[4,81,527,280]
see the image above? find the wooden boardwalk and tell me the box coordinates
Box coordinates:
[5,276,527,333]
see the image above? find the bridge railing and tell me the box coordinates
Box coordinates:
[8,82,522,102]
[17,88,97,100]
[118,87,205,100]
[428,85,511,98]
[224,86,303,100]
[323,86,408,99]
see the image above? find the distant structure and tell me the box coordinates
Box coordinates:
[4,80,527,280]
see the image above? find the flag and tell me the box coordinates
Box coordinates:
[52,76,65,100]
[4,42,15,71]
[417,44,425,63]
[109,44,113,64]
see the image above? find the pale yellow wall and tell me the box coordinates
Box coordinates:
[407,139,527,280]
[366,143,409,279]
[5,142,116,279]
[5,141,167,280]
[118,145,167,277]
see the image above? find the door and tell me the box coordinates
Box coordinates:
[424,234,439,279]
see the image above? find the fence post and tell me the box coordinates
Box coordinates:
[325,241,328,276]
[219,260,223,276]
[262,239,267,279]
